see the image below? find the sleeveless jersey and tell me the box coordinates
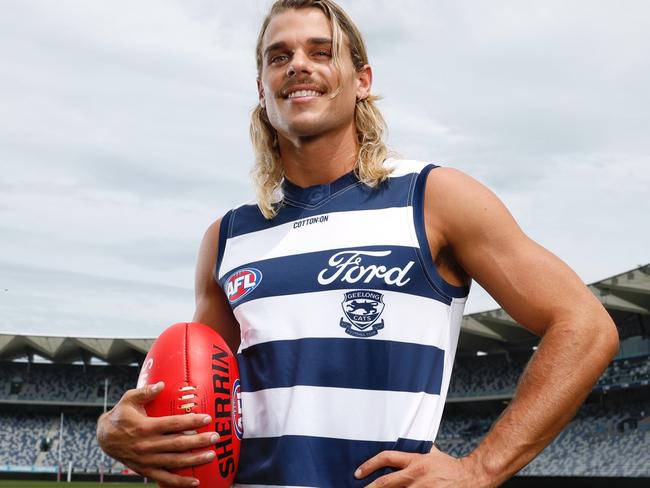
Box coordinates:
[215,159,469,487]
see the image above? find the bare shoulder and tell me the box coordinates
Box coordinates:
[424,166,498,203]
[203,216,224,248]
[424,167,520,248]
[195,217,224,291]
[422,167,514,287]
[424,165,530,285]
[424,167,606,336]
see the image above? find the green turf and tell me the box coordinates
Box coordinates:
[0,482,150,487]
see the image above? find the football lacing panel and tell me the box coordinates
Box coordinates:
[178,385,197,412]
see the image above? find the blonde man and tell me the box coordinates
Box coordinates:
[97,1,619,487]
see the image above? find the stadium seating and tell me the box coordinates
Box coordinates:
[0,412,51,466]
[436,397,650,477]
[1,354,648,477]
[596,354,650,390]
[0,362,136,404]
[0,411,123,472]
[447,353,650,397]
[447,353,528,397]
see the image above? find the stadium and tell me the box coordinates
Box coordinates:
[0,264,647,487]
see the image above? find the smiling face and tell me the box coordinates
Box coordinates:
[257,7,371,141]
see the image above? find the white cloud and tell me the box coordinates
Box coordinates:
[0,262,192,337]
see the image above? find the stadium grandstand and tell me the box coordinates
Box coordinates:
[0,264,648,485]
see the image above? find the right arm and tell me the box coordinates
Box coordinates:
[193,217,241,354]
[96,217,240,488]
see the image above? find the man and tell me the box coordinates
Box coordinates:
[96,1,619,487]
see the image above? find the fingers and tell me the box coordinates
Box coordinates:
[148,412,213,435]
[131,463,200,488]
[355,450,413,480]
[98,403,218,463]
[124,428,220,469]
[112,383,212,437]
[363,470,417,488]
[135,431,220,455]
[133,448,217,471]
[123,381,165,405]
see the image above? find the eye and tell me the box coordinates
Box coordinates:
[269,54,288,64]
[315,50,331,58]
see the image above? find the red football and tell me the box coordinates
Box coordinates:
[136,322,242,488]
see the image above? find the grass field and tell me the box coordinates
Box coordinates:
[0,482,150,488]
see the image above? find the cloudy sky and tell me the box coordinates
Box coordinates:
[1,0,648,339]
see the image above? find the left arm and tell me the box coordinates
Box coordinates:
[355,168,619,487]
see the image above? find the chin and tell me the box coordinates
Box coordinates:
[282,117,332,139]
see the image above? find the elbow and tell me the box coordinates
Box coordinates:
[602,317,620,361]
[589,308,619,362]
[566,307,619,364]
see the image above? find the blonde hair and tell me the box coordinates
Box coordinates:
[250,0,394,219]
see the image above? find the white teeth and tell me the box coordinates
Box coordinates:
[288,90,322,99]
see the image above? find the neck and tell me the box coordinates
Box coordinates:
[278,120,358,188]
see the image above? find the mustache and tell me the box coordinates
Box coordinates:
[278,78,327,98]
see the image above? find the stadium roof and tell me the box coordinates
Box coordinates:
[1,264,648,363]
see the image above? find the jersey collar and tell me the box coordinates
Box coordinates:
[282,170,359,206]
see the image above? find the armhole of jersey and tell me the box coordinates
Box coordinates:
[214,209,233,287]
[412,164,470,299]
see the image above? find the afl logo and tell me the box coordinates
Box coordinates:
[225,268,262,303]
[232,379,243,440]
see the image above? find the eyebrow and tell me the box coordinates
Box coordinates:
[263,37,333,57]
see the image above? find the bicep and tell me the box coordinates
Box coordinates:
[427,168,602,336]
[194,218,241,354]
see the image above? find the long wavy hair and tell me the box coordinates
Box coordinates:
[250,0,394,219]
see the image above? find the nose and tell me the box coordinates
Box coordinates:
[287,49,312,77]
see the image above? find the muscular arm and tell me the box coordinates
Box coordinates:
[193,217,241,355]
[426,168,620,484]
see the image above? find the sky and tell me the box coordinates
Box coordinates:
[1,0,649,338]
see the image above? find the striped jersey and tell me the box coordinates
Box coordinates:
[215,158,469,487]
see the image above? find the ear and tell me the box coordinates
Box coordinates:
[355,64,372,101]
[257,78,265,108]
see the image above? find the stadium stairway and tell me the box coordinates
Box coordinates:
[34,418,61,467]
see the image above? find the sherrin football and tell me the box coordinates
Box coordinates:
[137,322,242,488]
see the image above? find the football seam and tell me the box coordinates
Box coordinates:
[183,322,190,385]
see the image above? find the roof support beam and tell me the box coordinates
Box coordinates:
[590,286,650,314]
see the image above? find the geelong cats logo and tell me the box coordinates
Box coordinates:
[340,290,386,338]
